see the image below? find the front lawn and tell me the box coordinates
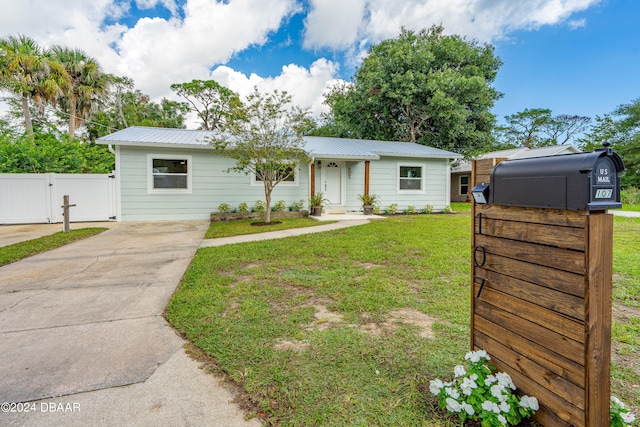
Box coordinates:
[167,215,640,425]
[0,228,107,267]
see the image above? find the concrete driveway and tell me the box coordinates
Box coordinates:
[0,221,261,426]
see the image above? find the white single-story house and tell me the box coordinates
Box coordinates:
[97,126,463,221]
[450,144,582,202]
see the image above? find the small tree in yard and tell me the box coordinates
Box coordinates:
[211,87,313,223]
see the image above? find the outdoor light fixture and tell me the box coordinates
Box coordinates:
[471,183,490,204]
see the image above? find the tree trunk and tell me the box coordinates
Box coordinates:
[68,96,77,140]
[264,186,272,223]
[22,94,33,135]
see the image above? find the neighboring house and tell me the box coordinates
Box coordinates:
[97,126,462,221]
[450,145,582,202]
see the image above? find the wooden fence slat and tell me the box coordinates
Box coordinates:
[476,204,588,228]
[488,355,586,427]
[483,253,585,297]
[475,217,585,251]
[476,234,585,274]
[474,268,585,320]
[474,300,584,365]
[474,282,585,343]
[474,316,585,388]
[475,331,585,410]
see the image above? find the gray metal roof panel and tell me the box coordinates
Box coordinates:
[98,127,462,159]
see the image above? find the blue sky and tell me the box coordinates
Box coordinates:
[1,0,639,129]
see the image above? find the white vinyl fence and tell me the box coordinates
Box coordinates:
[0,173,117,224]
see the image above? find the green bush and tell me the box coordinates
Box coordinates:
[254,200,266,212]
[621,187,639,205]
[424,204,434,214]
[290,199,305,211]
[405,205,417,214]
[218,203,232,213]
[238,202,250,213]
[273,200,287,212]
[384,203,399,215]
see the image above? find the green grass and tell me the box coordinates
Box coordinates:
[0,228,107,267]
[620,204,640,212]
[450,202,472,212]
[205,218,335,239]
[167,215,640,425]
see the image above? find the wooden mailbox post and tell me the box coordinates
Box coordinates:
[470,149,623,427]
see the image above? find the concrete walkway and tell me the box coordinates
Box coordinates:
[612,210,640,217]
[0,220,261,427]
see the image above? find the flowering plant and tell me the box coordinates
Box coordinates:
[429,350,538,426]
[611,395,637,426]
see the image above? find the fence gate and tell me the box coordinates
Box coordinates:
[471,158,613,427]
[0,173,116,224]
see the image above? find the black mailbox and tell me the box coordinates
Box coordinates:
[488,144,625,211]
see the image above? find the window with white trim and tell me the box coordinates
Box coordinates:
[398,163,425,193]
[251,164,299,186]
[147,154,192,193]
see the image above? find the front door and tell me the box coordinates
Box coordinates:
[323,161,342,205]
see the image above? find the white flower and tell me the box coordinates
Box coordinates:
[498,414,508,425]
[464,349,490,363]
[495,372,515,390]
[446,397,462,413]
[611,395,625,408]
[461,402,475,416]
[454,365,466,378]
[482,400,500,414]
[491,384,507,402]
[621,412,636,423]
[499,401,511,413]
[520,395,539,411]
[429,379,444,395]
[485,374,497,385]
[469,373,478,381]
[460,377,478,396]
[445,386,460,399]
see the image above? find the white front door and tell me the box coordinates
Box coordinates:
[323,161,342,205]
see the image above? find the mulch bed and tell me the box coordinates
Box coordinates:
[250,221,283,226]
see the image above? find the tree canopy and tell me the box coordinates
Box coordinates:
[495,108,590,148]
[580,98,640,188]
[317,25,503,157]
[211,88,313,223]
[170,79,244,131]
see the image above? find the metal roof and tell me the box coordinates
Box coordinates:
[97,126,462,159]
[452,144,582,173]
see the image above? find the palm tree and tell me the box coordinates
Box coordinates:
[51,46,110,140]
[0,35,68,135]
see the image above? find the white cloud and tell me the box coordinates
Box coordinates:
[303,0,367,50]
[304,0,601,49]
[211,59,344,117]
[568,18,587,30]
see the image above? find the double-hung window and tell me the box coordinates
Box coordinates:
[398,163,425,193]
[459,175,470,196]
[148,154,192,193]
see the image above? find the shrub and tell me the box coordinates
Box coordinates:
[218,203,232,213]
[442,205,453,214]
[237,202,250,213]
[621,187,639,205]
[384,203,399,215]
[273,200,287,212]
[290,199,305,211]
[424,204,434,214]
[405,205,417,214]
[254,200,266,212]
